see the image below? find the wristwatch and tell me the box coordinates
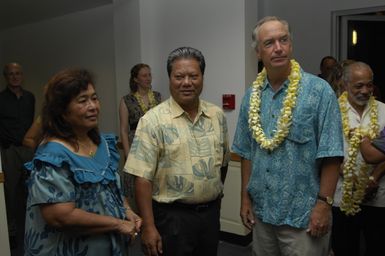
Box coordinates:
[317,195,334,206]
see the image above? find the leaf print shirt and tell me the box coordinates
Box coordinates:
[232,71,344,228]
[124,97,230,204]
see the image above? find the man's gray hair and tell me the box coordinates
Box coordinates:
[342,61,373,84]
[251,16,291,49]
[167,46,206,77]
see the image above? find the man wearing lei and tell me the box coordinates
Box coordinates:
[331,61,385,256]
[232,16,344,256]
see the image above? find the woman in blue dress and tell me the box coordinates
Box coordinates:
[24,68,141,256]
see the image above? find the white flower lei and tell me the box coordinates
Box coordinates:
[248,59,301,151]
[339,91,378,215]
[134,90,157,113]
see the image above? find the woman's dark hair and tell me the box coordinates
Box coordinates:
[42,68,100,148]
[129,63,150,92]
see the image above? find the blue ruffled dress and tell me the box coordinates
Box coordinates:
[24,134,128,256]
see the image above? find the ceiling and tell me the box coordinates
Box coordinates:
[0,0,112,31]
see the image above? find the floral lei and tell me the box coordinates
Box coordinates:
[134,90,157,113]
[248,59,301,151]
[339,91,378,215]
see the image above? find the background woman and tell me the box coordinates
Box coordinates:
[24,68,141,255]
[119,63,161,158]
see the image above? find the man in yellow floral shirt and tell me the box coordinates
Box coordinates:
[124,46,230,256]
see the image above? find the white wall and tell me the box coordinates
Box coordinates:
[0,5,117,133]
[113,0,141,127]
[245,0,260,89]
[138,0,257,144]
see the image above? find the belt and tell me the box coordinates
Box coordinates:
[153,198,219,212]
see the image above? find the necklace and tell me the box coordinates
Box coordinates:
[248,59,301,151]
[338,91,378,215]
[134,90,157,113]
[78,140,96,157]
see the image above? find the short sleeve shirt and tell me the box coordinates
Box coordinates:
[232,70,344,228]
[124,97,230,204]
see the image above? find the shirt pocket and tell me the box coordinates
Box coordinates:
[165,137,184,161]
[286,114,314,144]
[162,126,184,161]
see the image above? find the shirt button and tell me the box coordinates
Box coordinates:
[272,114,275,118]
[266,169,269,172]
[265,186,269,190]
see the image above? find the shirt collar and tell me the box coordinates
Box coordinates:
[261,68,304,92]
[261,77,290,92]
[345,98,371,117]
[169,97,212,119]
[5,86,25,98]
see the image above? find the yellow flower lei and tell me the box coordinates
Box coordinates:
[248,59,301,151]
[134,90,157,113]
[338,91,378,215]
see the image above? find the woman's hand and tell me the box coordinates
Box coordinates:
[117,219,136,235]
[126,208,142,232]
[116,219,138,241]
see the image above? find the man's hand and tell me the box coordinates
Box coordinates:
[141,225,163,256]
[307,201,332,238]
[240,194,255,230]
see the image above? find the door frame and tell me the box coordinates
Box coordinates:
[331,6,385,60]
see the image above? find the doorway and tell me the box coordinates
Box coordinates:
[332,8,385,102]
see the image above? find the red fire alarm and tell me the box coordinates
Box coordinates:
[222,94,235,110]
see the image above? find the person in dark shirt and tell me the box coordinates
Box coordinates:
[318,56,337,80]
[0,62,35,253]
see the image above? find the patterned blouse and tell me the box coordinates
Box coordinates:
[124,97,230,204]
[24,134,128,256]
[122,91,161,144]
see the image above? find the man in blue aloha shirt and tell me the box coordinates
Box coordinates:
[232,16,344,256]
